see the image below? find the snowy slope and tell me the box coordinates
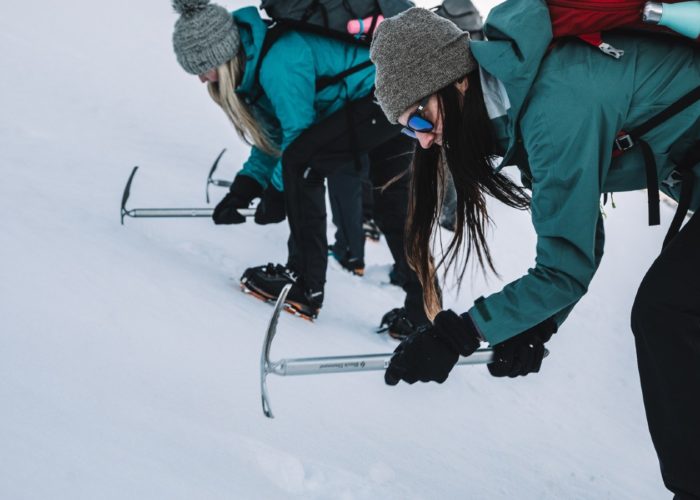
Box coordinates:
[0,1,673,498]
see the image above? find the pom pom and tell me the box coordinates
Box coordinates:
[172,0,209,17]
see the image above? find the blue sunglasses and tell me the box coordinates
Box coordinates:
[401,96,434,139]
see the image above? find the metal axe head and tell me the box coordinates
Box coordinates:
[260,283,292,419]
[205,148,227,204]
[121,166,139,225]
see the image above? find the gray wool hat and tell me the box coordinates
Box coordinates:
[172,0,240,75]
[370,7,476,124]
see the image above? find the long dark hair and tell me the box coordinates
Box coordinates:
[406,70,531,318]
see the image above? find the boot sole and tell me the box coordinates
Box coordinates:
[328,257,365,277]
[240,281,277,302]
[283,300,319,321]
[240,282,317,322]
[387,330,408,341]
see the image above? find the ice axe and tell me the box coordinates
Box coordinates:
[205,148,232,203]
[120,165,255,225]
[260,285,499,419]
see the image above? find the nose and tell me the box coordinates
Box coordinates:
[199,74,208,83]
[416,132,434,149]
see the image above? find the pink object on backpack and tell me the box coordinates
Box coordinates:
[347,15,385,35]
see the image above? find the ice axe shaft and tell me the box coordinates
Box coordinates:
[269,350,495,376]
[121,165,254,224]
[126,207,214,217]
[260,285,497,418]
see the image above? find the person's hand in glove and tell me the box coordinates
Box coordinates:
[254,185,286,225]
[487,317,557,378]
[385,310,481,385]
[212,174,263,225]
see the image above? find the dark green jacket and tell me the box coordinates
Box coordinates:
[467,0,700,344]
[233,7,375,191]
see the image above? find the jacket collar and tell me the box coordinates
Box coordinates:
[470,0,552,167]
[233,7,269,99]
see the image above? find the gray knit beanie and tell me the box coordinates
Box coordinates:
[172,0,240,75]
[370,7,476,124]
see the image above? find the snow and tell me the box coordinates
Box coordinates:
[0,1,674,499]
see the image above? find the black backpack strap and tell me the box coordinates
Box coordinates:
[662,141,700,249]
[613,85,700,227]
[250,20,375,103]
[249,23,289,106]
[639,140,661,226]
[316,59,373,92]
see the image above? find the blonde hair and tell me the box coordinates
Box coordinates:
[207,57,280,157]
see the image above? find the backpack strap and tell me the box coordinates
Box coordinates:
[249,23,289,106]
[613,85,700,228]
[663,141,700,248]
[250,19,375,104]
[315,59,373,92]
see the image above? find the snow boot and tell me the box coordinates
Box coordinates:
[240,263,298,302]
[388,264,408,288]
[363,218,382,242]
[283,283,324,320]
[377,307,430,340]
[330,251,365,276]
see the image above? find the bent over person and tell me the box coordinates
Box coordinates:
[170,0,432,334]
[370,3,700,498]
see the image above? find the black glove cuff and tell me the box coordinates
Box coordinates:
[432,310,481,357]
[263,185,283,199]
[229,174,264,204]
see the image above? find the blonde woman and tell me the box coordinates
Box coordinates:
[171,0,432,331]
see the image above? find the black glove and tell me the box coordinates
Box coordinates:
[254,186,286,225]
[385,310,481,386]
[212,175,263,225]
[487,317,557,378]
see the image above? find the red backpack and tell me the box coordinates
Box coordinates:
[547,0,697,58]
[543,0,700,247]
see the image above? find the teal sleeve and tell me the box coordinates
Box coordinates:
[259,34,317,191]
[238,146,278,189]
[468,107,610,345]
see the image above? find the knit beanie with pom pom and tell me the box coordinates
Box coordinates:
[172,0,240,75]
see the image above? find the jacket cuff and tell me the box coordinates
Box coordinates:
[460,312,486,342]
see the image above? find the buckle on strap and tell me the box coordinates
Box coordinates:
[614,133,635,152]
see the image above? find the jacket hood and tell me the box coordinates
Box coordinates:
[233,7,269,99]
[470,0,552,166]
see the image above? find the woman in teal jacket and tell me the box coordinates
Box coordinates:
[171,0,430,330]
[370,3,700,498]
[182,3,375,222]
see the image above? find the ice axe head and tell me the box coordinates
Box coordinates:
[205,148,228,204]
[120,166,139,225]
[260,283,292,419]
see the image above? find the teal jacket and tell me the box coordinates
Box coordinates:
[467,0,700,345]
[232,7,376,191]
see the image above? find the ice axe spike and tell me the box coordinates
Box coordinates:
[260,285,504,419]
[120,165,254,224]
[205,148,232,203]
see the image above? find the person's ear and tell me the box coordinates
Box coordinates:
[454,77,469,96]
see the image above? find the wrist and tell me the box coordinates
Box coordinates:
[460,312,485,342]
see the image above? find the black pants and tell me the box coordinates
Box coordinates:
[631,211,700,500]
[328,157,369,263]
[368,135,427,324]
[282,96,429,324]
